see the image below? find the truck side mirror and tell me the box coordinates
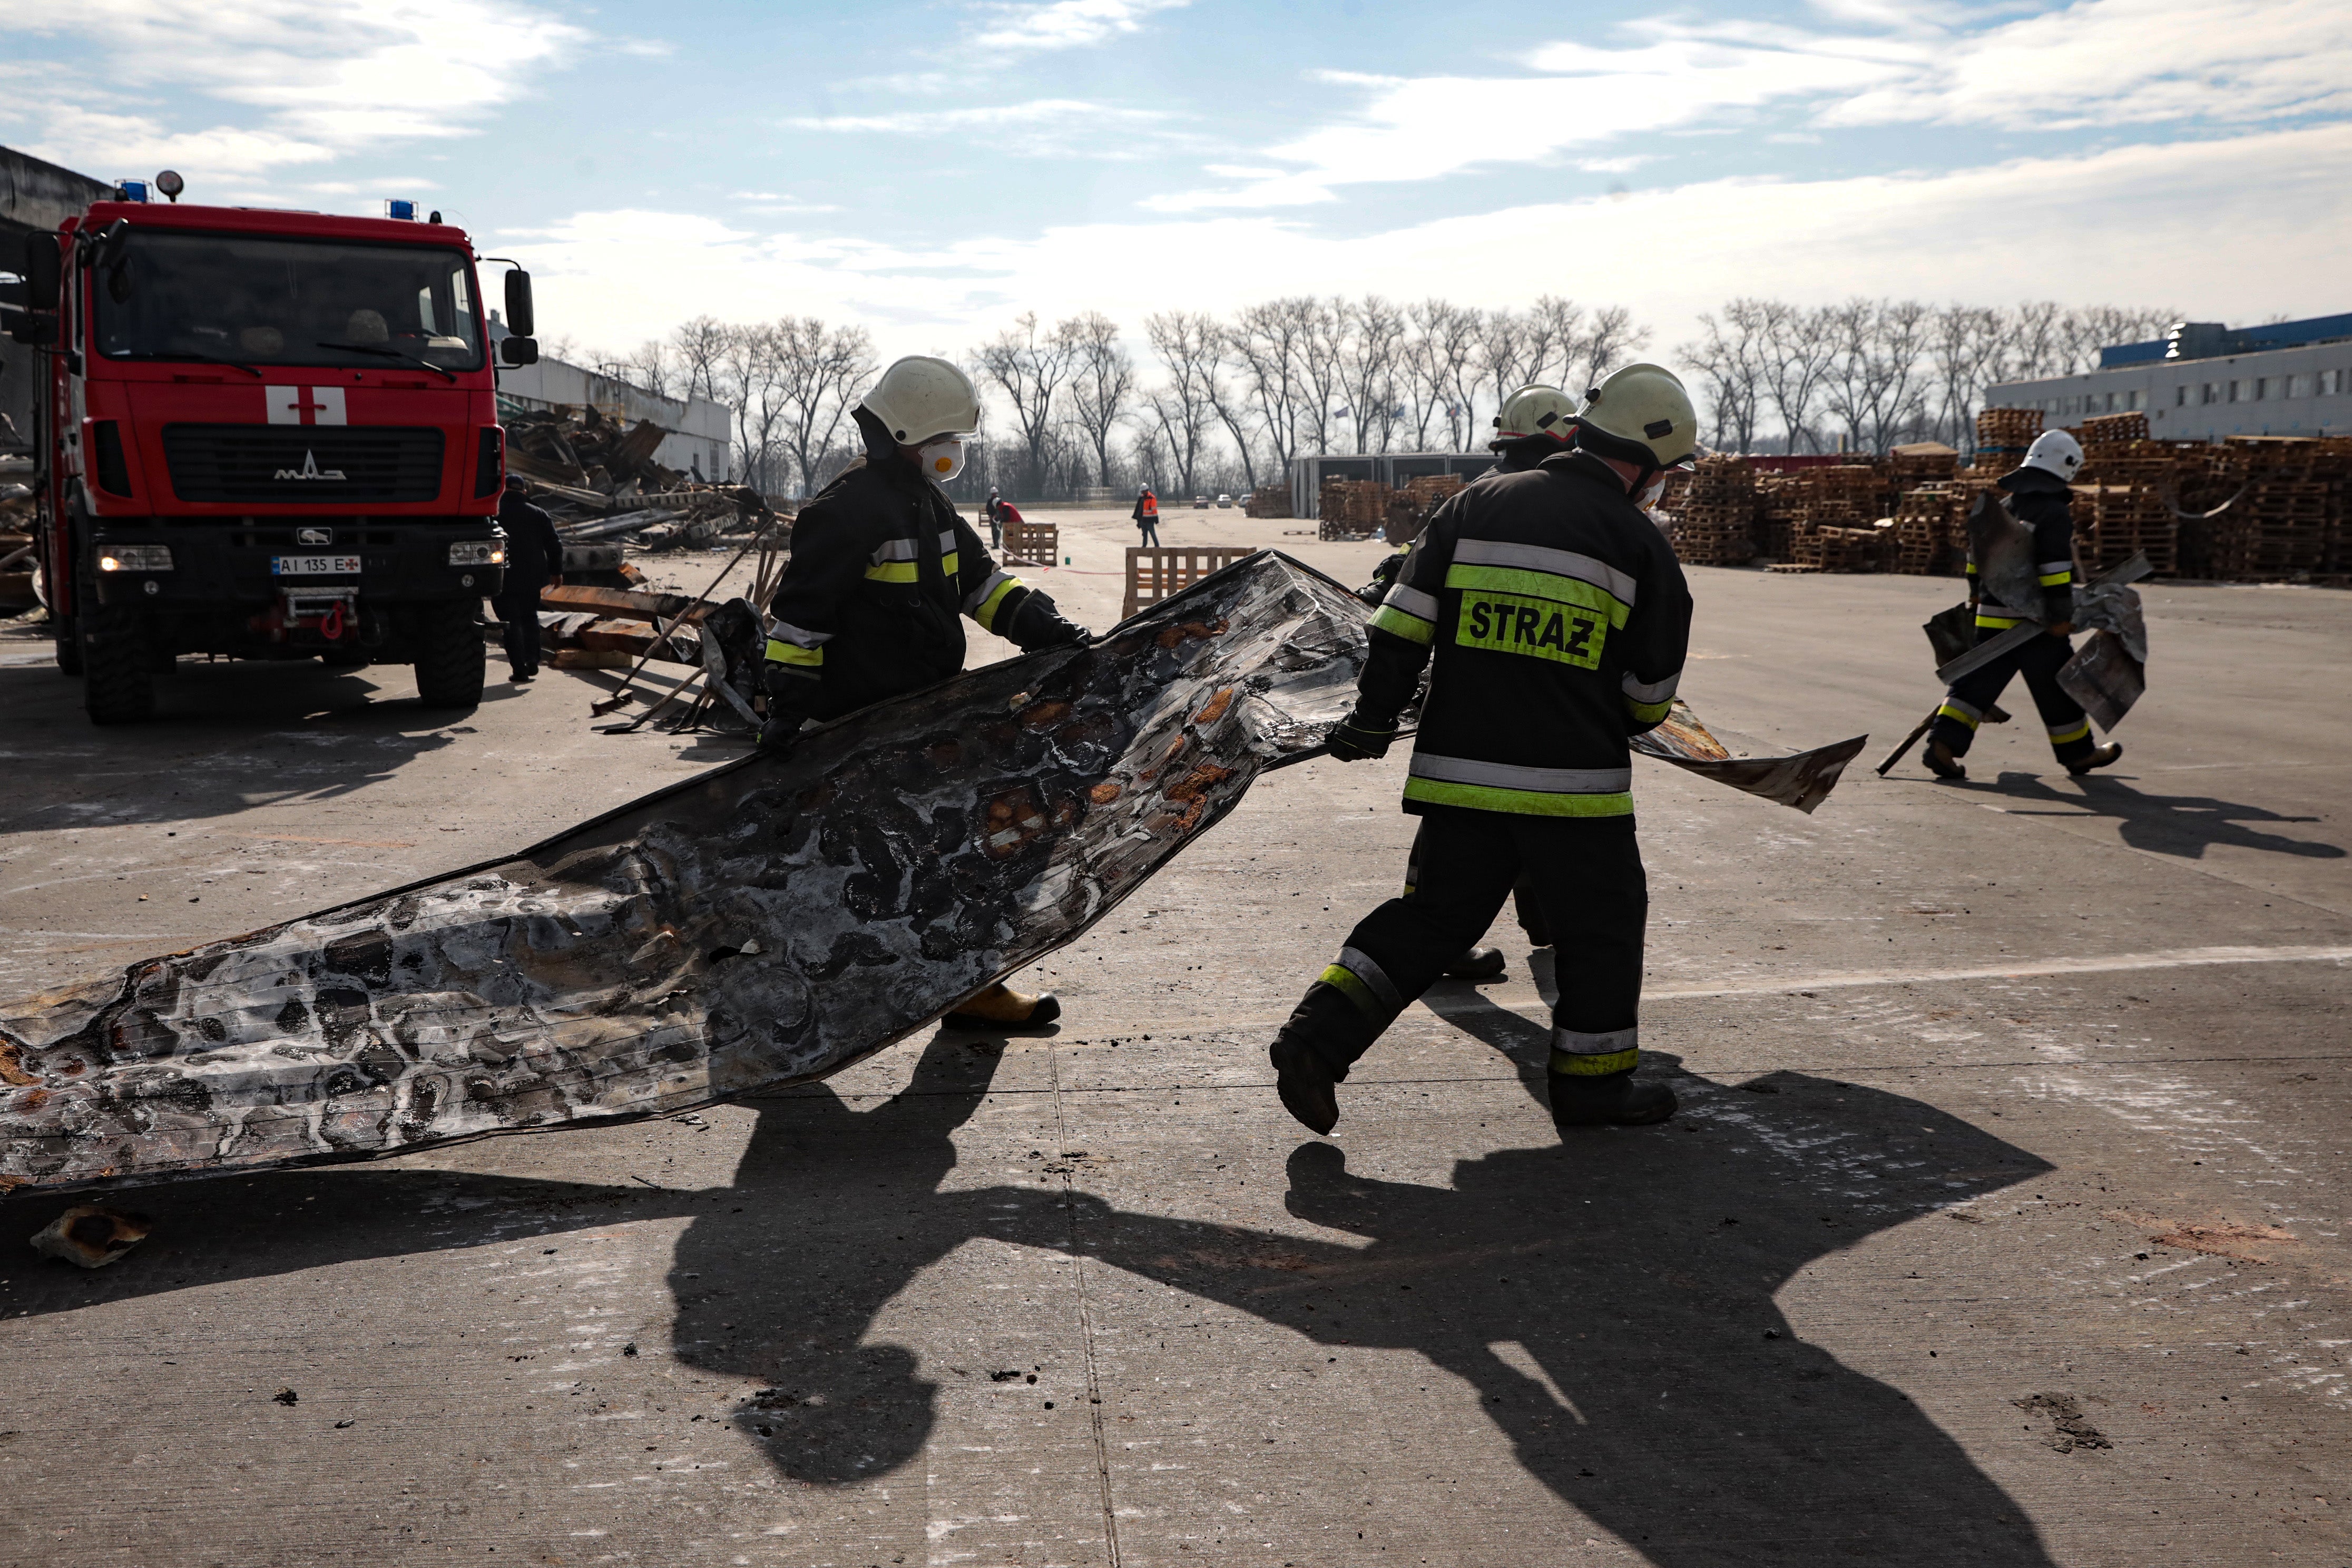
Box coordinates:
[23,233,61,309]
[7,311,58,347]
[503,270,535,339]
[501,336,539,367]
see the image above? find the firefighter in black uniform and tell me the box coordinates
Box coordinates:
[1270,364,1698,1136]
[494,476,564,683]
[757,355,1090,1030]
[1924,429,2123,780]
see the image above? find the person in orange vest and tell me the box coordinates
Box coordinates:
[1132,484,1161,546]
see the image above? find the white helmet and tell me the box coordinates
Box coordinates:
[858,356,982,445]
[1577,363,1699,470]
[1492,384,1578,447]
[2022,429,2084,481]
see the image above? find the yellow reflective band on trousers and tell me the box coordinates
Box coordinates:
[864,561,919,584]
[2047,719,2091,745]
[1936,701,1981,731]
[1402,778,1633,817]
[2038,569,2072,587]
[765,639,823,669]
[1369,603,1435,644]
[1976,613,2022,630]
[973,574,1023,632]
[1550,1046,1639,1076]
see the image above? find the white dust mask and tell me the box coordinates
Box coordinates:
[917,437,966,484]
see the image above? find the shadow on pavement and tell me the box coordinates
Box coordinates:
[666,1031,2060,1565]
[0,1025,2059,1564]
[1980,771,2342,860]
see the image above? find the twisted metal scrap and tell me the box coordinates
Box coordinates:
[0,552,1861,1195]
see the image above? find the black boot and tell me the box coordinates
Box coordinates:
[1442,946,1506,981]
[2066,741,2122,776]
[1548,1065,1677,1130]
[1923,739,1965,780]
[1270,1035,1341,1135]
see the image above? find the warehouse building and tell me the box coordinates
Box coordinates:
[1987,312,2352,441]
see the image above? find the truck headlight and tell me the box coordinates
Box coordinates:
[97,545,174,572]
[448,541,504,566]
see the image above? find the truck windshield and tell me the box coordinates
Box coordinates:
[92,230,484,372]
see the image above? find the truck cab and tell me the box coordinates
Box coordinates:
[14,184,539,722]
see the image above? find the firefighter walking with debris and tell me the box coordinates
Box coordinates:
[757,355,1091,1030]
[1924,430,2124,781]
[493,477,563,683]
[1269,365,1697,1138]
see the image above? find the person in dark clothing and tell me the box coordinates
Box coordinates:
[758,355,1089,1030]
[1132,485,1161,546]
[493,477,563,683]
[1925,429,2122,780]
[1269,364,1698,1139]
[984,485,1003,547]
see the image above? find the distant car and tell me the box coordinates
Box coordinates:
[1216,493,1233,508]
[1193,494,1209,508]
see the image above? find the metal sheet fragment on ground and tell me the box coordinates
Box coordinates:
[0,551,1862,1195]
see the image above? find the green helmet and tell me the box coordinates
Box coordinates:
[1577,363,1698,470]
[1491,384,1579,449]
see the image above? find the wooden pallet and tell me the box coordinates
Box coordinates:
[1003,520,1060,567]
[1123,546,1255,619]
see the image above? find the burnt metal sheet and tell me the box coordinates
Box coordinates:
[0,551,1862,1196]
[1632,704,1866,816]
[2057,629,2145,733]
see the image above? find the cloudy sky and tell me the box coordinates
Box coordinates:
[7,0,2349,364]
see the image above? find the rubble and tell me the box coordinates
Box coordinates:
[502,405,779,553]
[0,477,35,611]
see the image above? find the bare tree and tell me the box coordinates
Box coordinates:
[972,311,1077,495]
[1926,304,2005,451]
[2001,301,2069,384]
[1145,309,1241,491]
[671,316,731,403]
[1062,311,1133,489]
[1819,298,1932,455]
[1338,295,1406,454]
[1576,305,1652,392]
[717,324,791,495]
[1757,301,1837,453]
[1228,299,1317,473]
[1475,308,1535,440]
[1517,296,1587,396]
[1400,299,1481,449]
[772,317,876,498]
[1677,300,1768,453]
[1290,297,1354,457]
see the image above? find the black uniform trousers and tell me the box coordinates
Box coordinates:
[493,582,544,677]
[1406,818,1551,947]
[1283,806,1645,1080]
[1929,623,2094,766]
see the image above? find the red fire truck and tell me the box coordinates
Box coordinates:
[9,173,539,722]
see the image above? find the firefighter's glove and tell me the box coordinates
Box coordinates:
[1354,551,1406,607]
[1008,590,1090,650]
[1326,711,1397,762]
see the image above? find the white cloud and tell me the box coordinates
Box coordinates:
[502,122,2352,369]
[967,0,1189,54]
[1149,0,2350,210]
[788,99,1187,160]
[7,0,589,175]
[1824,0,2352,129]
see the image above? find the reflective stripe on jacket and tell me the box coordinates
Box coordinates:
[1358,450,1692,818]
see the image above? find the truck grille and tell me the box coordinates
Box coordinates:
[161,425,445,504]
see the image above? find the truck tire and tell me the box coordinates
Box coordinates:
[411,602,484,709]
[82,606,155,724]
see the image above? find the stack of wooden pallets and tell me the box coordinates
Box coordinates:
[2074,484,2177,577]
[1317,479,1389,540]
[1667,455,1759,566]
[1892,486,1958,575]
[1243,483,1292,519]
[1002,517,1060,567]
[1975,407,2044,466]
[2077,411,2151,445]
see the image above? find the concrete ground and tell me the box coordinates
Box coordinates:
[1,506,2346,1567]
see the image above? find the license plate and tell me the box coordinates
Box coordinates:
[272,555,361,577]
